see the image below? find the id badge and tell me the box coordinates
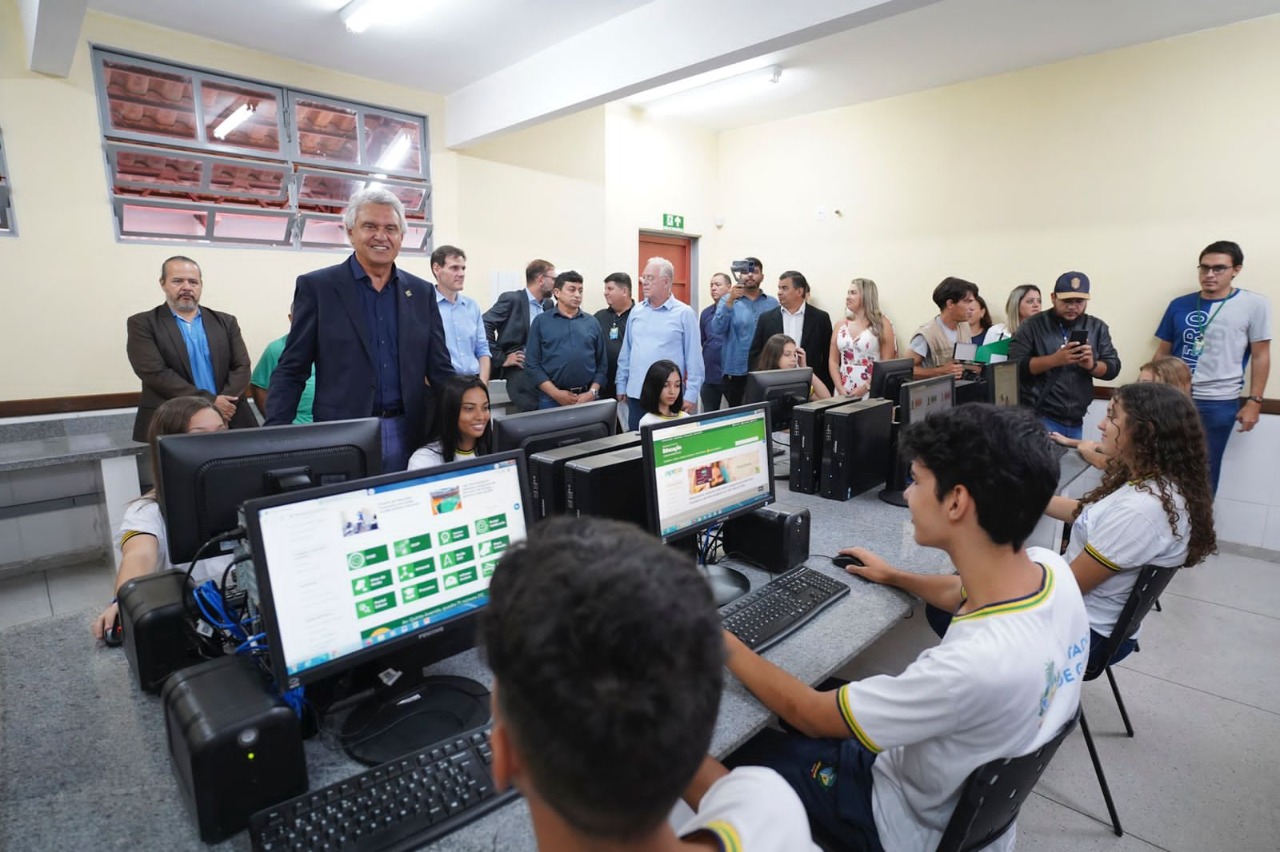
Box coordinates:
[609,325,619,340]
[1191,336,1205,357]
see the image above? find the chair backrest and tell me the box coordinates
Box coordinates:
[1085,563,1179,681]
[935,708,1080,852]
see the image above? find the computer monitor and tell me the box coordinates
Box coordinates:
[640,404,775,606]
[242,450,534,765]
[743,367,812,431]
[868,357,915,401]
[880,376,955,507]
[986,360,1020,406]
[492,398,618,454]
[157,419,382,565]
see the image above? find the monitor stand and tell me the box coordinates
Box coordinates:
[670,533,750,607]
[701,563,751,607]
[878,421,909,507]
[339,675,491,766]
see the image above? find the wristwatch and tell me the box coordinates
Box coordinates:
[590,388,599,399]
[1246,395,1264,404]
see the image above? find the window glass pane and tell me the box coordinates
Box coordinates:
[298,171,361,212]
[102,60,198,142]
[211,210,291,243]
[208,161,289,199]
[363,113,423,175]
[119,203,207,238]
[113,149,204,191]
[403,222,431,253]
[381,182,427,214]
[299,216,351,247]
[295,98,359,165]
[202,81,281,154]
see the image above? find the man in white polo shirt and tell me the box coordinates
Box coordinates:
[724,404,1087,851]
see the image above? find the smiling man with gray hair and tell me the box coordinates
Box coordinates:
[265,188,454,471]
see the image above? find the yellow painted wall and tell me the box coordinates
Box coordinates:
[0,6,449,400]
[717,14,1280,392]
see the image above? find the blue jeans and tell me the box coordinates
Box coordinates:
[379,414,413,473]
[1195,398,1237,495]
[537,392,561,410]
[726,728,884,851]
[1040,416,1082,440]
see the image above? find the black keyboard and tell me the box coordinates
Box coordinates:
[248,723,517,852]
[719,565,850,653]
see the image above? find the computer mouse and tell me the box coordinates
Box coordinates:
[832,554,865,569]
[104,615,124,648]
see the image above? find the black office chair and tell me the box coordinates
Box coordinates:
[1078,563,1180,837]
[934,708,1080,852]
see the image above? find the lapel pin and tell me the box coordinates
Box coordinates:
[405,289,412,298]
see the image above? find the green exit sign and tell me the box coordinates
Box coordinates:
[662,213,684,230]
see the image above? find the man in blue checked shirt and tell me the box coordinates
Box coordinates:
[431,245,491,383]
[711,256,778,407]
[615,257,703,431]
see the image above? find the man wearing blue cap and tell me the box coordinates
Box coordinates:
[1008,271,1121,439]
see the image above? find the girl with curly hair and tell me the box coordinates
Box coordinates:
[1045,382,1216,671]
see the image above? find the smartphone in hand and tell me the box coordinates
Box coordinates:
[1068,329,1088,346]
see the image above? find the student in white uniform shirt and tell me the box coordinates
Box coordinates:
[92,396,234,641]
[724,404,1087,851]
[479,516,819,852]
[1044,381,1217,671]
[407,375,492,470]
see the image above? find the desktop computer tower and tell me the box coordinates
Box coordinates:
[162,655,307,843]
[564,446,648,525]
[820,398,893,501]
[954,378,985,406]
[529,432,640,518]
[118,569,211,694]
[722,503,811,573]
[789,398,863,494]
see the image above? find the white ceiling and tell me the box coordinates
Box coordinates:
[82,0,1280,143]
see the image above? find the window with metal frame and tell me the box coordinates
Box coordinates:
[0,129,15,236]
[92,48,432,252]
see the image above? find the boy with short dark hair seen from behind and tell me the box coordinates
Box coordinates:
[481,516,819,851]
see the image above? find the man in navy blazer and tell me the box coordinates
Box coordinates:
[265,189,454,472]
[483,259,556,411]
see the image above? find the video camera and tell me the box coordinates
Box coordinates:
[730,259,758,279]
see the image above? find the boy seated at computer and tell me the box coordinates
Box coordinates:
[479,516,819,851]
[724,404,1088,851]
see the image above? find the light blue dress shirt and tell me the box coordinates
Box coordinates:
[528,291,545,328]
[615,296,704,401]
[171,309,218,395]
[711,291,780,376]
[435,286,490,375]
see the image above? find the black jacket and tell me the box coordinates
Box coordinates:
[748,304,834,391]
[1008,310,1120,426]
[483,289,555,380]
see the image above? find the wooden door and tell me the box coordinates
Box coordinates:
[638,233,692,305]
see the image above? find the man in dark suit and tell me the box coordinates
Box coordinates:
[126,255,255,442]
[748,271,834,392]
[264,189,454,472]
[483,259,556,411]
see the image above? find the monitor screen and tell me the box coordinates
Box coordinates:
[900,375,955,426]
[869,357,915,400]
[988,360,1020,407]
[953,342,979,362]
[244,451,533,690]
[641,404,774,542]
[157,419,382,564]
[493,398,618,454]
[743,368,812,430]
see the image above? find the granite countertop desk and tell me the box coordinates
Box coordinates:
[1,452,1086,851]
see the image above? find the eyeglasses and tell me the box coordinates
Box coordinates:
[1197,264,1232,275]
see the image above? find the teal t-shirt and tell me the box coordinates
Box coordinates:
[251,334,315,424]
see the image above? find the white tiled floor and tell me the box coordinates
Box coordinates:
[4,550,1277,850]
[836,548,1280,851]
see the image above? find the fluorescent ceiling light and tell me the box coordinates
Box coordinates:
[339,0,419,34]
[630,65,782,108]
[213,103,254,140]
[376,131,412,170]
